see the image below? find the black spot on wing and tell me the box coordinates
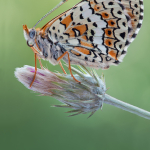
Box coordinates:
[139,1,143,5]
[139,15,143,20]
[120,32,126,39]
[137,23,142,28]
[85,57,88,61]
[117,10,122,15]
[114,60,120,64]
[91,30,95,36]
[93,22,97,27]
[140,8,144,13]
[118,3,125,10]
[121,50,127,55]
[125,40,130,46]
[94,0,98,4]
[80,14,84,19]
[80,6,83,11]
[87,18,91,22]
[119,44,122,49]
[108,2,114,5]
[128,27,132,33]
[125,15,130,22]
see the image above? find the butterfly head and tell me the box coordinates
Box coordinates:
[23,25,38,47]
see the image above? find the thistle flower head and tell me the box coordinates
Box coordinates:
[15,65,106,117]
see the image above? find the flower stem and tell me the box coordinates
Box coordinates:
[104,94,150,120]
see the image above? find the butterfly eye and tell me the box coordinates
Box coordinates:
[29,30,36,39]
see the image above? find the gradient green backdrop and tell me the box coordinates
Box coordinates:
[1,0,150,150]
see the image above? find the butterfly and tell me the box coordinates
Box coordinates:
[23,0,144,87]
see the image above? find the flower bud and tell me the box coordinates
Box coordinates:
[15,65,106,117]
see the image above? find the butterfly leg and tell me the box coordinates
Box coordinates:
[57,51,81,83]
[59,61,67,74]
[37,57,44,70]
[29,46,41,87]
[30,53,37,87]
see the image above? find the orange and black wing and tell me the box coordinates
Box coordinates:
[47,0,144,69]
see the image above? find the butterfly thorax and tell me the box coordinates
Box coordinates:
[23,24,64,65]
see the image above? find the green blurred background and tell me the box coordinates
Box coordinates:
[0,0,150,149]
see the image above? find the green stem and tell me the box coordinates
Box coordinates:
[104,94,150,120]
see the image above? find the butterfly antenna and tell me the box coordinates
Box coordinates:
[33,0,68,28]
